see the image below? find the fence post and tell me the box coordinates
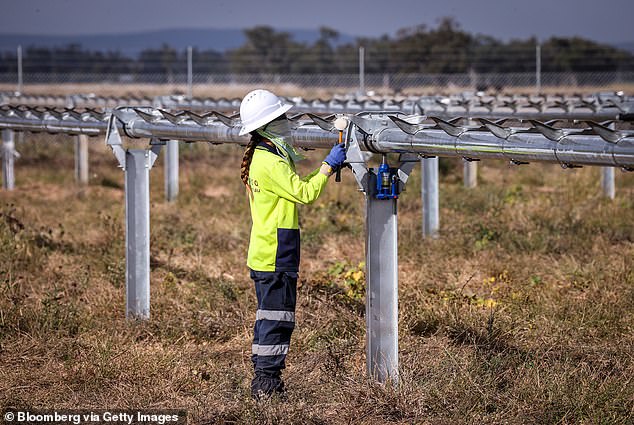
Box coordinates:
[165,140,179,202]
[601,122,616,199]
[2,129,16,190]
[74,134,89,184]
[421,157,439,238]
[17,45,23,94]
[187,46,193,99]
[536,42,542,93]
[359,46,365,95]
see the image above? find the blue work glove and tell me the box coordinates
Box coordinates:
[324,143,346,169]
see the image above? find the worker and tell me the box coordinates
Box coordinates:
[239,89,346,399]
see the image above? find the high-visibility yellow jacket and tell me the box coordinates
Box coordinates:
[247,142,328,272]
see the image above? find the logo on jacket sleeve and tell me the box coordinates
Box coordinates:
[248,177,260,193]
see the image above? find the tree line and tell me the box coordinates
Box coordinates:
[1,18,632,76]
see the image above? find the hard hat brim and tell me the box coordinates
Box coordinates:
[239,102,293,136]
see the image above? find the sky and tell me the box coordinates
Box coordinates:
[1,0,633,44]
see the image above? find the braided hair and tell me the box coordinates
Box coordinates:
[241,131,264,199]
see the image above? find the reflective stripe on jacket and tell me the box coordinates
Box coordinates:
[247,143,328,272]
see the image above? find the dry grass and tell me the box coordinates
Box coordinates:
[2,83,633,99]
[1,130,633,424]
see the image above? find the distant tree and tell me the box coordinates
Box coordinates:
[295,26,340,74]
[0,51,17,73]
[228,26,302,74]
[193,48,228,74]
[139,44,179,82]
[387,18,475,74]
[2,19,633,81]
[541,37,632,72]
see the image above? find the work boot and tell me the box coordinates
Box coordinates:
[251,375,285,400]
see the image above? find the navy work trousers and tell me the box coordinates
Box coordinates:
[250,270,298,378]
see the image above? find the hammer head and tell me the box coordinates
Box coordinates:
[334,116,349,131]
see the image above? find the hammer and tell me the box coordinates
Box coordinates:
[333,116,349,182]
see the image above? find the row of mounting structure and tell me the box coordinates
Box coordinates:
[0,105,633,170]
[1,91,633,122]
[0,100,630,383]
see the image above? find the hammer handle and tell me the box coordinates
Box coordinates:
[335,131,343,182]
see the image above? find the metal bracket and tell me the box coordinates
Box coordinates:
[106,113,165,171]
[106,112,126,169]
[396,153,420,192]
[148,138,165,169]
[347,129,371,193]
[2,142,21,159]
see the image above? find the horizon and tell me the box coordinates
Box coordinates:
[0,25,632,45]
[2,0,633,44]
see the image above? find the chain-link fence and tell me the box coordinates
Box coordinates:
[1,71,633,90]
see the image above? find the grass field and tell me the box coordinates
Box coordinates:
[1,122,633,423]
[2,82,634,99]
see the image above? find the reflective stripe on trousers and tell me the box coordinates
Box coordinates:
[250,270,298,378]
[252,344,290,356]
[256,309,296,322]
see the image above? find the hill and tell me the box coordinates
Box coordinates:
[615,41,634,54]
[0,28,356,54]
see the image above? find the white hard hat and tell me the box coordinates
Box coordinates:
[238,89,293,136]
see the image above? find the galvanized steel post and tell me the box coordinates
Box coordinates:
[74,134,89,184]
[123,148,161,319]
[463,118,478,188]
[347,127,418,384]
[365,183,399,383]
[421,157,439,238]
[601,122,616,199]
[164,140,179,202]
[463,160,477,188]
[106,115,162,320]
[601,167,615,199]
[2,129,16,190]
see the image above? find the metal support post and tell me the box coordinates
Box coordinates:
[2,129,17,190]
[164,140,179,202]
[421,157,439,238]
[347,122,418,384]
[463,160,477,188]
[463,118,478,188]
[601,122,616,199]
[74,134,89,184]
[187,46,193,99]
[106,115,163,320]
[601,167,615,199]
[365,187,399,382]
